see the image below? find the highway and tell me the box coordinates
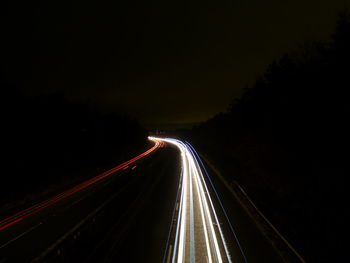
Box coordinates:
[150,137,233,263]
[0,137,286,262]
[150,137,285,263]
[0,140,167,262]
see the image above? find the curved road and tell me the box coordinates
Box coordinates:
[0,137,286,263]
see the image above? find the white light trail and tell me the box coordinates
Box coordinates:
[149,137,232,263]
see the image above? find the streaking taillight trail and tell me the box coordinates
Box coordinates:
[0,140,162,231]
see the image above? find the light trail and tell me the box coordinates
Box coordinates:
[149,137,232,263]
[0,140,162,231]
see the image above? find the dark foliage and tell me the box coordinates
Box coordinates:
[192,12,350,262]
[2,91,148,211]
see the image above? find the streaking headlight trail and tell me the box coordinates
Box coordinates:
[149,137,232,263]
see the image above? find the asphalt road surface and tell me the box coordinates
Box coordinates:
[0,137,286,263]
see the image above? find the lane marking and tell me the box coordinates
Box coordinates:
[171,152,186,263]
[187,144,233,263]
[162,163,183,263]
[188,144,223,262]
[0,222,42,249]
[150,137,229,263]
[187,143,246,263]
[192,162,214,263]
[189,161,196,263]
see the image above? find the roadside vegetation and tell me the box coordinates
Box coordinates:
[190,12,349,262]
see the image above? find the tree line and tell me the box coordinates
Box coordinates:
[191,12,350,263]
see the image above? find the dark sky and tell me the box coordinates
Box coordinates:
[4,0,349,128]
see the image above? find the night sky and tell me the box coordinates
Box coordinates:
[4,0,349,128]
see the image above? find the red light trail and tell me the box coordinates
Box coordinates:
[0,140,162,231]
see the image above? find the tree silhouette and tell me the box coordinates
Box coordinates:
[192,12,350,263]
